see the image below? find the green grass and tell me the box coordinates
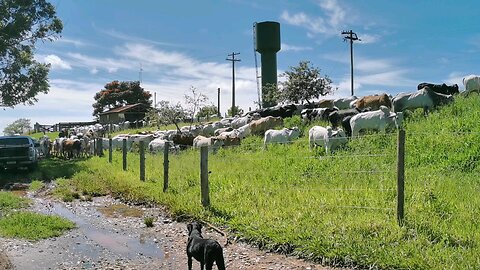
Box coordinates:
[53,94,480,269]
[0,192,75,241]
[0,211,75,240]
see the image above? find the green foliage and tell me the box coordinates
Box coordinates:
[0,211,74,240]
[184,86,208,122]
[196,105,218,119]
[3,118,31,135]
[52,94,480,269]
[0,192,30,210]
[92,80,152,117]
[279,60,333,104]
[28,180,44,192]
[227,106,243,117]
[154,100,186,132]
[0,0,63,106]
[144,216,155,227]
[261,83,280,108]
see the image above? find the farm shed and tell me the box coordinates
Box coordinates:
[98,103,150,125]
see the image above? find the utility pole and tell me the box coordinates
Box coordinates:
[226,52,241,116]
[341,30,360,96]
[217,88,221,117]
[139,63,143,84]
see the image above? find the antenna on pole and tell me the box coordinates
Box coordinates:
[139,63,143,85]
[341,30,360,96]
[226,52,241,116]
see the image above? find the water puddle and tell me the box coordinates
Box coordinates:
[97,204,144,218]
[36,198,164,261]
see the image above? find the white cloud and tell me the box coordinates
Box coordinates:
[281,43,313,52]
[67,52,132,73]
[38,54,72,70]
[358,33,380,44]
[57,38,89,47]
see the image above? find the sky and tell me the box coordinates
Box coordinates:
[2,0,479,134]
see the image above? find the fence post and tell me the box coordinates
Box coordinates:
[96,138,104,157]
[163,142,169,192]
[397,129,405,226]
[139,141,145,181]
[200,146,210,207]
[122,138,127,171]
[108,137,112,163]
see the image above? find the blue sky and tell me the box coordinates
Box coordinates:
[2,0,479,134]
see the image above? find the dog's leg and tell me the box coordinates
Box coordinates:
[188,256,193,270]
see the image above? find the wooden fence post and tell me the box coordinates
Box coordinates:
[397,129,405,226]
[96,138,103,157]
[139,141,145,181]
[122,138,127,171]
[163,141,169,192]
[200,146,210,207]
[108,137,112,163]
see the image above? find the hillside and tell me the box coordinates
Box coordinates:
[55,94,480,269]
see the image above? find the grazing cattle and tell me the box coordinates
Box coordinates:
[62,139,81,159]
[334,96,357,110]
[193,135,224,151]
[263,127,300,147]
[463,75,480,96]
[148,138,174,153]
[249,116,284,135]
[308,126,347,154]
[214,135,241,147]
[392,88,453,115]
[301,107,337,122]
[354,93,392,110]
[38,136,52,158]
[350,106,403,137]
[341,115,354,137]
[328,107,370,128]
[53,137,66,157]
[315,99,335,109]
[417,82,459,95]
[214,127,233,136]
[248,104,298,118]
[231,115,253,129]
[172,133,196,149]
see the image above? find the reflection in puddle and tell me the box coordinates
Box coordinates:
[38,199,164,260]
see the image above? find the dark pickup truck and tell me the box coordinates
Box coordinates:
[0,136,39,170]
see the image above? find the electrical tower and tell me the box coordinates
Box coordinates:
[226,52,241,116]
[341,30,360,96]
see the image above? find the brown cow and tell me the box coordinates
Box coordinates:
[214,135,241,147]
[316,99,335,109]
[354,93,392,110]
[172,133,195,149]
[249,116,284,135]
[62,139,81,159]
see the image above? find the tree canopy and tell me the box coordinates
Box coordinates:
[92,80,152,117]
[184,86,208,123]
[196,105,218,119]
[0,0,63,107]
[3,118,31,135]
[154,100,186,132]
[279,61,333,105]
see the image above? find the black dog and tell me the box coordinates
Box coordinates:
[187,221,226,270]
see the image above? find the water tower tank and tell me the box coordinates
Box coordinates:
[255,21,281,108]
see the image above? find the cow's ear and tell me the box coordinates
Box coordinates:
[187,223,193,234]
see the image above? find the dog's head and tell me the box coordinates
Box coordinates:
[187,221,203,236]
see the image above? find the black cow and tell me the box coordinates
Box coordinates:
[248,104,298,118]
[301,107,338,122]
[417,83,459,95]
[341,115,354,137]
[328,107,371,128]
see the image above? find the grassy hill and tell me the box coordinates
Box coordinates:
[54,94,480,269]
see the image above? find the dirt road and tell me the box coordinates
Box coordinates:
[0,188,337,270]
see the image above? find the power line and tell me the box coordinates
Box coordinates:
[226,52,241,116]
[341,30,361,96]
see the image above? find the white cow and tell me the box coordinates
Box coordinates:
[334,96,357,110]
[192,135,224,151]
[463,75,480,96]
[263,127,300,147]
[350,106,403,138]
[309,126,347,154]
[148,138,174,153]
[392,88,453,115]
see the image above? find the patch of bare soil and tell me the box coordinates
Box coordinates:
[1,187,343,270]
[0,251,12,270]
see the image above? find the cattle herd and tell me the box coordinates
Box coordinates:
[37,75,480,158]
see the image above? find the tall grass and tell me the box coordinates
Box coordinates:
[56,94,480,269]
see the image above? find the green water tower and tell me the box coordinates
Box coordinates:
[255,21,281,108]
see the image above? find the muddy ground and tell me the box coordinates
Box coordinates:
[0,185,341,270]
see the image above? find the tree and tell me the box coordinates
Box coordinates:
[196,105,218,119]
[92,80,152,117]
[184,86,208,123]
[155,100,186,132]
[279,61,333,105]
[227,106,243,117]
[0,0,63,107]
[3,118,31,135]
[261,83,280,108]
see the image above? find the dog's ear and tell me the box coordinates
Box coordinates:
[187,223,193,234]
[198,222,203,231]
